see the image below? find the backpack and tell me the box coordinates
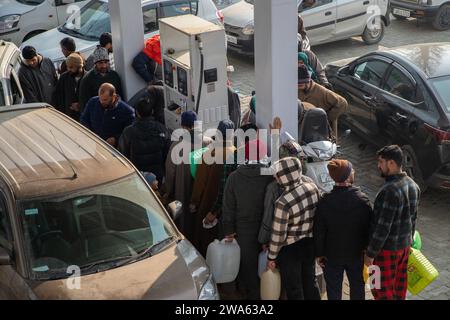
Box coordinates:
[143,35,162,65]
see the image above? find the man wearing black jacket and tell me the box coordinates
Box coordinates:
[118,98,171,183]
[18,46,57,105]
[54,53,85,121]
[314,159,373,300]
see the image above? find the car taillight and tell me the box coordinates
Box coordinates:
[216,10,224,24]
[424,123,450,144]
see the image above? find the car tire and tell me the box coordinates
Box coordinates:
[432,4,450,30]
[362,17,385,45]
[23,30,46,42]
[401,145,428,192]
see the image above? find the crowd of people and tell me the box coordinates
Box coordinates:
[17,29,420,301]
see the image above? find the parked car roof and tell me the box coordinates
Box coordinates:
[0,104,135,199]
[0,41,19,79]
[381,42,450,79]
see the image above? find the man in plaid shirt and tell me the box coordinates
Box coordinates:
[267,157,321,300]
[365,145,420,300]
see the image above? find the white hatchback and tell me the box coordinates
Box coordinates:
[218,0,390,55]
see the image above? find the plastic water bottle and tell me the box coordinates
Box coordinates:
[206,239,240,284]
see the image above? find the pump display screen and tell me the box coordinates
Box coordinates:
[177,67,188,96]
[164,60,174,88]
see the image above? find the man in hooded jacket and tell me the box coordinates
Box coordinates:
[267,157,321,300]
[222,139,273,299]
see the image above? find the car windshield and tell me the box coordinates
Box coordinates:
[61,0,110,41]
[61,0,200,41]
[431,77,450,113]
[19,174,178,280]
[0,81,5,106]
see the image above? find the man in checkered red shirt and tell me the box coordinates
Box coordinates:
[364,145,420,300]
[266,157,321,300]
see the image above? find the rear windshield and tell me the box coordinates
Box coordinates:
[213,0,242,9]
[160,1,199,17]
[16,0,45,5]
[431,77,450,113]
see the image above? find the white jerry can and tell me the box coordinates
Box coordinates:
[260,269,281,300]
[206,239,240,284]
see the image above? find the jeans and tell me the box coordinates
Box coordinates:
[323,257,365,300]
[277,238,321,300]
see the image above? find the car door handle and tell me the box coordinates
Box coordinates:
[396,112,408,120]
[325,11,332,16]
[363,95,374,102]
[363,1,370,5]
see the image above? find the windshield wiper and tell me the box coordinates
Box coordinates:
[115,236,177,268]
[79,236,177,273]
[79,255,137,273]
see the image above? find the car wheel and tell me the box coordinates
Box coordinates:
[401,145,428,192]
[362,18,385,45]
[432,4,450,30]
[23,30,45,42]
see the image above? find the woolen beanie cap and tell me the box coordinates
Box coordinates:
[181,110,197,127]
[217,119,235,139]
[328,159,353,183]
[298,64,311,84]
[93,47,110,64]
[66,53,84,68]
[22,46,37,60]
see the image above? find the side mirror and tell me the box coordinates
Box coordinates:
[168,201,182,221]
[338,65,350,77]
[0,247,11,266]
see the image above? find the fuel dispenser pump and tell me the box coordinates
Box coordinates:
[159,14,229,131]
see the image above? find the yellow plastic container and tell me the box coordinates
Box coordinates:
[363,265,369,283]
[407,248,439,295]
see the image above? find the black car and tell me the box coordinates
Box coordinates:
[325,42,450,190]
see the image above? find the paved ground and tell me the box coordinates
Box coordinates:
[226,16,450,300]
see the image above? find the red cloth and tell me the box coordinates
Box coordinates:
[143,35,162,65]
[371,247,410,300]
[245,139,267,162]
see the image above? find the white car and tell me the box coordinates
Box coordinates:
[21,0,223,69]
[0,40,24,106]
[390,0,450,30]
[219,0,390,55]
[0,0,89,46]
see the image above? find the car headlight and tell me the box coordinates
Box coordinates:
[242,23,254,36]
[198,274,219,300]
[0,15,21,34]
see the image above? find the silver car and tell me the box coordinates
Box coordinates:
[218,0,390,55]
[0,40,24,107]
[21,0,223,70]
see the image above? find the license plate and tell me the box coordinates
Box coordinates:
[226,34,238,45]
[393,8,411,18]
